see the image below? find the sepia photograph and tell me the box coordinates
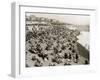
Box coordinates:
[25,12,90,67]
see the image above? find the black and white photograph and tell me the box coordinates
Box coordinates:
[25,12,90,67]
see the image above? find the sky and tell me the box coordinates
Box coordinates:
[26,12,90,25]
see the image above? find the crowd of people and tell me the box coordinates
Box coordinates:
[25,15,82,67]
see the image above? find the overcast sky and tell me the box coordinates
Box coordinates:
[26,12,90,25]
